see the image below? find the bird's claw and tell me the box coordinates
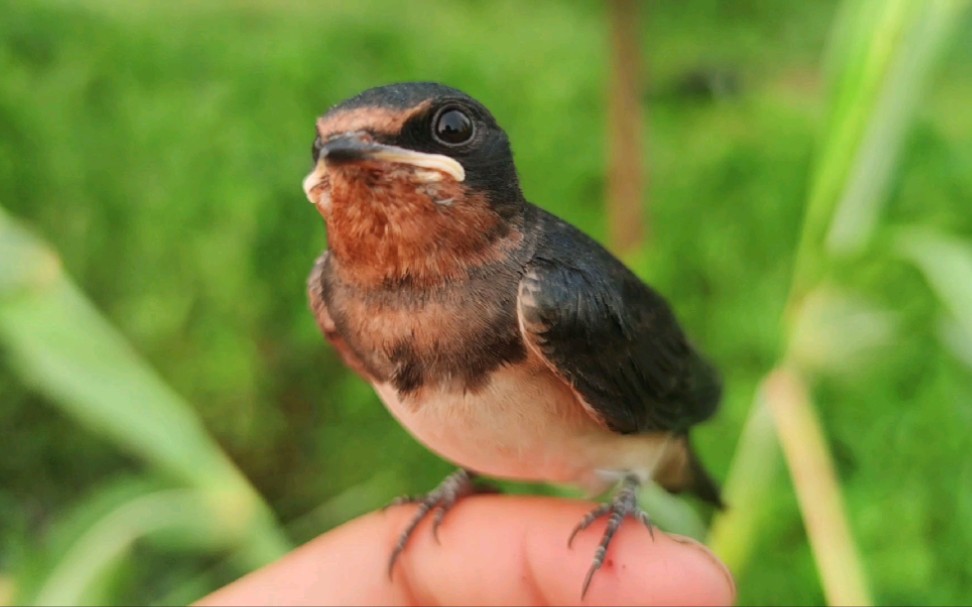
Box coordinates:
[569,474,655,598]
[382,494,420,511]
[385,468,478,578]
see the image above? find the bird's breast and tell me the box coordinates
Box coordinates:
[322,257,527,394]
[372,358,609,487]
[371,358,683,494]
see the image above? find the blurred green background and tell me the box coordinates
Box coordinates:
[2,0,971,605]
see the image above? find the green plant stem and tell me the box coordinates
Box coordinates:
[789,0,915,306]
[707,393,780,573]
[763,366,872,606]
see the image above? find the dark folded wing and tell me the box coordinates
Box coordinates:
[517,250,720,435]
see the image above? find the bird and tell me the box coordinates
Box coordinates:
[302,81,724,597]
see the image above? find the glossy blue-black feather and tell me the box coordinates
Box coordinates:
[519,208,721,435]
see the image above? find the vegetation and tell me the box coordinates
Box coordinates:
[1,1,970,604]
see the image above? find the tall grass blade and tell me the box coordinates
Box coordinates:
[827,0,966,255]
[791,0,965,299]
[0,208,289,571]
[707,396,780,574]
[791,0,913,295]
[894,227,972,363]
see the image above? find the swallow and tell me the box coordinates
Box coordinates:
[302,82,724,597]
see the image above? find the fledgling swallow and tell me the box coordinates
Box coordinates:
[303,82,724,597]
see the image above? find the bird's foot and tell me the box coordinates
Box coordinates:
[385,468,489,578]
[568,473,654,598]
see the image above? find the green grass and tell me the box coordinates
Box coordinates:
[1,1,971,604]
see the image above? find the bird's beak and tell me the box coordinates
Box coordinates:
[303,133,465,205]
[321,134,465,182]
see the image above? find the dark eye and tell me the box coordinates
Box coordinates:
[311,136,323,160]
[433,108,474,146]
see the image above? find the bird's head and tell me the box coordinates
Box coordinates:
[303,82,525,286]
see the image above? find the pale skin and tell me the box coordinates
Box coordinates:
[196,495,735,607]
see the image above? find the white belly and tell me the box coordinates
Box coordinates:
[372,361,674,494]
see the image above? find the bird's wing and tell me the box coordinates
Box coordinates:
[516,247,721,435]
[307,251,375,381]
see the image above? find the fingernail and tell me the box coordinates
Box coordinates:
[668,533,737,604]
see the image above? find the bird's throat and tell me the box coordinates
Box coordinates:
[325,176,520,288]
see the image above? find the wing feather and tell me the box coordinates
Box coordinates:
[516,215,721,435]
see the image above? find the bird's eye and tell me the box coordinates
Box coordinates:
[311,136,323,160]
[432,108,474,146]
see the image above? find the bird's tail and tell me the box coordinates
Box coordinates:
[668,348,724,508]
[655,434,725,509]
[684,437,725,509]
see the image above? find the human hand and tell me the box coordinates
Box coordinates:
[197,495,735,606]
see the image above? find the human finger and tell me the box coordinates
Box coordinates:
[196,494,734,606]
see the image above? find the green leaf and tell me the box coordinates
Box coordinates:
[34,487,228,606]
[894,227,972,362]
[788,285,899,376]
[790,0,966,295]
[0,209,290,575]
[15,476,234,606]
[938,317,972,370]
